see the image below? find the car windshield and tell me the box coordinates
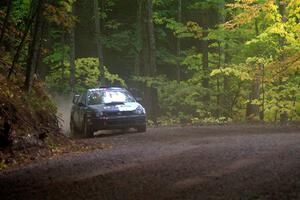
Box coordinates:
[87,90,135,105]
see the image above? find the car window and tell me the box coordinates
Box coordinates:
[81,93,87,105]
[73,95,80,104]
[77,93,86,106]
[87,90,135,105]
[76,95,82,105]
[88,92,102,105]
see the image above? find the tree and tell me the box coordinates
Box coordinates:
[176,0,182,82]
[7,0,36,79]
[246,18,261,121]
[69,4,76,93]
[21,0,298,124]
[277,0,288,123]
[138,0,158,122]
[93,0,105,86]
[24,0,45,92]
[0,0,12,45]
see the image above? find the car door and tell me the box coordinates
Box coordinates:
[71,94,80,126]
[78,92,87,130]
[72,94,82,128]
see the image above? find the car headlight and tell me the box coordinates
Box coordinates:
[87,111,103,118]
[134,106,145,115]
[86,112,93,118]
[95,112,104,118]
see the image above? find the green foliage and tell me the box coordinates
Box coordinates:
[181,53,202,71]
[192,116,232,125]
[263,82,300,121]
[188,0,224,10]
[102,31,132,51]
[45,58,126,94]
[211,66,252,81]
[43,43,69,65]
[133,0,295,123]
[134,75,230,123]
[11,0,31,22]
[23,90,57,115]
[5,0,300,126]
[44,0,76,30]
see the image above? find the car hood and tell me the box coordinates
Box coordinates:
[88,102,142,112]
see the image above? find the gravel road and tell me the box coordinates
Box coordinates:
[1,125,300,200]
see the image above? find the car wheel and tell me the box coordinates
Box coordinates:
[136,125,146,133]
[83,119,94,138]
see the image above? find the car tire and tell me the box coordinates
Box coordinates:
[136,125,146,133]
[83,119,94,138]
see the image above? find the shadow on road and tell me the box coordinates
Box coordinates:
[93,129,139,138]
[69,129,140,139]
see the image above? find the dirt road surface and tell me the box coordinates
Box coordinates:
[1,125,300,200]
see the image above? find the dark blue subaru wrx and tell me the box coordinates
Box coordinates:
[70,87,146,138]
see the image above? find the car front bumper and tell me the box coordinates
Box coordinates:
[87,115,146,131]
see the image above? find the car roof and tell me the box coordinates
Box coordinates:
[88,87,126,92]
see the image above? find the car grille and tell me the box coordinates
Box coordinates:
[104,111,136,117]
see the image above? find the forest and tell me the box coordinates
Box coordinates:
[0,0,299,138]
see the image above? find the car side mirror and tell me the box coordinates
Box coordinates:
[72,94,80,104]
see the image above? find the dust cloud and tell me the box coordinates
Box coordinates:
[54,95,73,136]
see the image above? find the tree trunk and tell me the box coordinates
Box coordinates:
[222,0,233,118]
[147,0,157,77]
[60,31,65,83]
[176,0,182,82]
[24,0,44,92]
[277,0,288,124]
[202,31,210,106]
[245,76,260,120]
[216,42,221,118]
[93,0,105,86]
[140,0,158,123]
[134,0,142,76]
[69,5,76,93]
[34,22,45,75]
[215,1,225,118]
[246,18,260,121]
[0,0,12,45]
[8,1,37,79]
[147,0,158,123]
[223,76,230,117]
[260,63,265,120]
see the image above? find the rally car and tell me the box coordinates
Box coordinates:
[70,87,146,138]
